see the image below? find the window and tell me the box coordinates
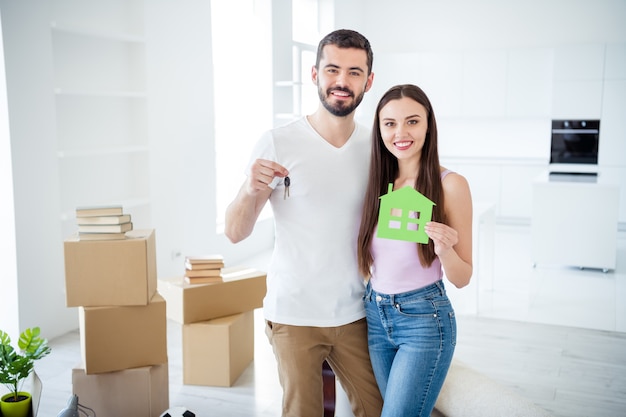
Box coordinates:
[291,0,323,118]
[213,0,328,227]
[212,0,273,226]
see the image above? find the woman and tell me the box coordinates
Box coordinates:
[357,84,473,417]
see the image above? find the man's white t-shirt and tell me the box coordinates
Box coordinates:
[246,116,371,327]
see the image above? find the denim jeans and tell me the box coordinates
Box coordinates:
[364,280,456,417]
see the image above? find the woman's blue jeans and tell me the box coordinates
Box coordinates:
[364,280,456,417]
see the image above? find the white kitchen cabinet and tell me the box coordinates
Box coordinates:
[462,50,507,117]
[500,163,547,219]
[552,44,605,119]
[442,158,547,220]
[531,171,620,271]
[506,48,553,117]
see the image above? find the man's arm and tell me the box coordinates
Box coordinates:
[224,182,272,243]
[224,159,288,243]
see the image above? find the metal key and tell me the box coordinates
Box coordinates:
[283,176,290,200]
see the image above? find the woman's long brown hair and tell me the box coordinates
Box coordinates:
[357,84,447,278]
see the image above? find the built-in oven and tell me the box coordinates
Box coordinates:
[549,119,600,177]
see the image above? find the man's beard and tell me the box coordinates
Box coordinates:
[318,86,365,117]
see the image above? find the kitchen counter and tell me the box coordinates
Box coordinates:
[531,171,620,271]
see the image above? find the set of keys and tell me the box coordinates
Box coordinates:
[283,176,290,200]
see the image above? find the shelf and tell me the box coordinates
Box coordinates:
[51,22,145,43]
[57,145,149,159]
[275,80,305,87]
[54,88,147,98]
[60,197,151,222]
[51,0,151,235]
[275,113,301,119]
[58,151,151,217]
[51,30,146,93]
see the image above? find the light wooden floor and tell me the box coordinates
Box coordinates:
[454,315,626,417]
[28,224,626,416]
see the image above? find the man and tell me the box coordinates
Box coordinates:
[225,29,382,417]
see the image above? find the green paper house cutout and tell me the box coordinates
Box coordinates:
[377,183,435,244]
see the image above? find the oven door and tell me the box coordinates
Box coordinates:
[550,120,599,165]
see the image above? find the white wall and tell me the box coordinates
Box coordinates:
[346,0,626,136]
[0,8,19,340]
[145,0,276,279]
[0,0,275,339]
[145,1,217,279]
[337,0,626,222]
[337,0,626,52]
[1,0,625,338]
[0,0,75,339]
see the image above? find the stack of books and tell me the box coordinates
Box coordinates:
[75,206,133,240]
[184,255,225,284]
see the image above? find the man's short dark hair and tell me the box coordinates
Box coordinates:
[316,29,373,75]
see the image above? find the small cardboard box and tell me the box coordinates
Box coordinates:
[64,229,157,307]
[183,310,254,387]
[158,266,266,324]
[72,363,169,417]
[80,292,168,374]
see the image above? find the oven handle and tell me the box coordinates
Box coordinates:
[552,129,599,134]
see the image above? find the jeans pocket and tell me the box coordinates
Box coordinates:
[395,299,438,318]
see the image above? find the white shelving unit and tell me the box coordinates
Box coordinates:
[50,0,151,237]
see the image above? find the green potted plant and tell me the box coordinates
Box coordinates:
[0,327,51,417]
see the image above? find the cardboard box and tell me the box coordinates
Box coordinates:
[158,266,266,324]
[64,229,157,307]
[80,292,168,374]
[183,310,254,387]
[72,363,169,417]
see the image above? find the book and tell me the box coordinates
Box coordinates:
[185,254,224,264]
[78,222,133,234]
[76,214,131,225]
[77,232,128,241]
[75,205,123,217]
[185,255,225,269]
[184,260,225,270]
[184,276,224,285]
[184,268,222,278]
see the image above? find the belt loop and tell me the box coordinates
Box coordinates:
[436,280,445,296]
[365,280,372,301]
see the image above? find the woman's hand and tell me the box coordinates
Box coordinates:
[424,221,458,257]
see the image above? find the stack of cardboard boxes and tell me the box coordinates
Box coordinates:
[63,228,169,416]
[158,265,267,387]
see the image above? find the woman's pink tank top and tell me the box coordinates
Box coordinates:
[370,170,452,294]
